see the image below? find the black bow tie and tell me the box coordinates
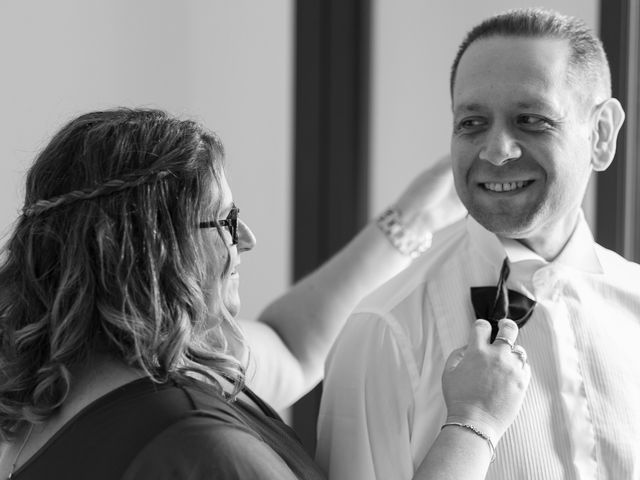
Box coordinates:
[470,257,536,342]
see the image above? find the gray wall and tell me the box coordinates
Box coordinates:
[0,0,293,321]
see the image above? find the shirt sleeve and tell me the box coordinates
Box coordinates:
[316,311,417,480]
[121,416,300,480]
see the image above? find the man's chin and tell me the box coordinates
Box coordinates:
[470,210,537,238]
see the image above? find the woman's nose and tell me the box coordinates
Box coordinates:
[236,219,256,252]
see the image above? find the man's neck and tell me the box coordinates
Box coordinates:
[512,211,581,262]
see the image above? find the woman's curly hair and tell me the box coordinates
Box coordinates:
[0,108,245,439]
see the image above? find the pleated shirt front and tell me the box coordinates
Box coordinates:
[317,214,640,480]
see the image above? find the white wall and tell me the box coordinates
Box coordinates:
[0,0,292,321]
[370,0,599,225]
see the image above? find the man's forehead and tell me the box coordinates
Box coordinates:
[454,36,571,87]
[458,35,571,68]
[452,36,573,110]
[453,97,564,115]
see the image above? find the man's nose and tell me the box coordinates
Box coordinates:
[237,219,256,252]
[478,126,522,166]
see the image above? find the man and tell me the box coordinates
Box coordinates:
[316,8,640,480]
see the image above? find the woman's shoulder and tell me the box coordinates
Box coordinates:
[121,415,301,480]
[11,376,246,480]
[123,378,326,480]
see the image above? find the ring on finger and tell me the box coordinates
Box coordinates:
[511,345,528,367]
[494,335,515,350]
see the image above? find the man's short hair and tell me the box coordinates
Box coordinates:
[450,8,612,104]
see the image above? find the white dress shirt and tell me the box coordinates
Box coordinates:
[316,214,640,480]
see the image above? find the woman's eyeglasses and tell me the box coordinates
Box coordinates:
[199,205,240,245]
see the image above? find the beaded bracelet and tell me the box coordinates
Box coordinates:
[441,422,496,462]
[376,208,433,259]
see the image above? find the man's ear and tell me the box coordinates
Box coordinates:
[591,98,625,172]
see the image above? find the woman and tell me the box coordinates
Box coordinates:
[0,108,529,479]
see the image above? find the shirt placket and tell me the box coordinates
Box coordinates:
[533,266,598,480]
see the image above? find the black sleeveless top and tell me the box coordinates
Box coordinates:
[13,376,326,479]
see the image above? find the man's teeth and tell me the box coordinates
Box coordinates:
[484,181,529,192]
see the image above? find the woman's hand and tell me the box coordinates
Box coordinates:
[442,318,531,443]
[391,155,467,237]
[249,155,467,409]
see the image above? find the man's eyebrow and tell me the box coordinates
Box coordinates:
[453,103,485,115]
[453,100,560,115]
[515,100,557,111]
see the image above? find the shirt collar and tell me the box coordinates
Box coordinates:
[552,210,602,273]
[466,210,602,274]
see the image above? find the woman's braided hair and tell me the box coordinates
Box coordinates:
[22,170,174,217]
[0,108,245,439]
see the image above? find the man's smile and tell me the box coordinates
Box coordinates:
[481,180,534,192]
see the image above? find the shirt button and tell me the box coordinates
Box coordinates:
[533,269,558,298]
[533,269,549,285]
